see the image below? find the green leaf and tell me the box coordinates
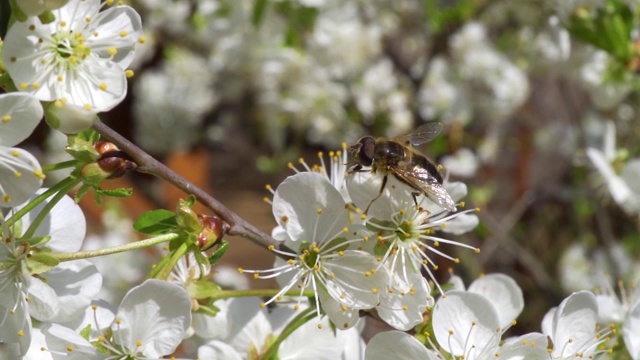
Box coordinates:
[76,128,101,143]
[95,188,133,198]
[208,241,229,264]
[133,209,178,235]
[187,280,221,300]
[93,189,103,207]
[26,253,60,275]
[66,135,99,163]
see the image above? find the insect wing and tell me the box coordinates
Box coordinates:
[393,122,442,147]
[391,165,457,212]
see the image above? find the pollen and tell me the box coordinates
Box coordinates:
[338,251,344,256]
[108,47,118,56]
[34,169,46,180]
[342,227,348,233]
[3,194,11,203]
[343,323,349,329]
[99,82,108,91]
[17,330,24,337]
[454,258,460,264]
[360,214,366,220]
[287,259,294,265]
[281,215,289,223]
[138,37,146,44]
[120,31,129,37]
[67,345,74,352]
[14,172,22,178]
[372,288,378,294]
[448,329,454,335]
[268,245,275,251]
[92,305,98,310]
[237,268,244,273]
[1,114,11,123]
[20,83,28,89]
[260,303,266,308]
[365,271,371,277]
[83,104,92,111]
[60,21,67,27]
[437,164,444,171]
[253,274,259,279]
[402,305,408,310]
[316,208,323,215]
[10,56,16,63]
[475,248,481,253]
[294,304,300,310]
[341,305,348,311]
[29,25,36,31]
[318,323,323,329]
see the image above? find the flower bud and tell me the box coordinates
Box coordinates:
[78,142,137,184]
[197,214,227,250]
[176,203,202,232]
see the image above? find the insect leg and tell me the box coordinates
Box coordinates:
[364,174,388,215]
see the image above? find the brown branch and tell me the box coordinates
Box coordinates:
[92,120,281,249]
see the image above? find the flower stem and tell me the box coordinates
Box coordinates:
[210,289,316,301]
[42,160,77,173]
[92,121,282,249]
[53,233,180,262]
[7,176,80,228]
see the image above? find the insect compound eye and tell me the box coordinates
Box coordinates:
[358,137,375,166]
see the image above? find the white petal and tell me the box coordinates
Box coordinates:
[58,299,115,339]
[198,340,243,360]
[377,274,432,331]
[26,276,59,321]
[440,212,479,235]
[499,332,549,359]
[279,315,347,360]
[85,6,143,68]
[0,296,31,356]
[323,250,388,309]
[41,323,104,359]
[0,147,43,207]
[0,93,43,146]
[44,260,102,322]
[623,299,640,360]
[218,297,271,356]
[54,0,100,31]
[595,293,624,323]
[541,306,556,338]
[273,172,348,244]
[24,326,53,360]
[364,331,440,360]
[468,273,524,329]
[112,279,191,357]
[550,291,597,358]
[318,287,360,330]
[18,189,86,253]
[432,291,500,357]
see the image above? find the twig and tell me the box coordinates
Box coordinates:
[92,120,281,249]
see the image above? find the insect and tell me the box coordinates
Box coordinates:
[348,122,456,214]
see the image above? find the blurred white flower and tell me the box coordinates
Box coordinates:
[440,148,479,178]
[2,0,143,112]
[418,57,471,126]
[133,49,216,155]
[577,49,631,110]
[0,93,45,207]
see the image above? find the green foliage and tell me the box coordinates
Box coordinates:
[424,0,476,33]
[134,209,179,235]
[208,240,229,264]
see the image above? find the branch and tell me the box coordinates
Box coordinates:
[92,120,281,249]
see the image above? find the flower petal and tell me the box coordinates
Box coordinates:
[18,189,86,253]
[0,93,43,146]
[432,291,500,357]
[26,276,59,321]
[198,340,244,360]
[550,291,598,358]
[41,323,104,359]
[364,331,440,360]
[85,5,143,68]
[468,273,524,329]
[0,296,31,357]
[44,260,102,322]
[273,172,348,244]
[499,332,549,359]
[112,279,191,357]
[377,273,433,331]
[0,147,43,207]
[318,287,360,330]
[623,299,640,360]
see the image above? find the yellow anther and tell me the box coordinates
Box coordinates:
[138,37,146,44]
[99,83,107,91]
[2,115,11,123]
[120,31,128,37]
[237,268,244,273]
[66,346,73,352]
[107,47,118,56]
[317,208,323,215]
[125,69,135,78]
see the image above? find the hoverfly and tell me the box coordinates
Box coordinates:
[348,122,456,214]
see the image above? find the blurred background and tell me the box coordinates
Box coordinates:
[4,0,640,338]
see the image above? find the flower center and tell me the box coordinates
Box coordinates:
[52,30,91,66]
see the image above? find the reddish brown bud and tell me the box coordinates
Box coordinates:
[93,141,120,156]
[97,153,138,179]
[197,214,228,250]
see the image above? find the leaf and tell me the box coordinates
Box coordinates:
[76,128,101,143]
[80,324,92,341]
[134,209,178,235]
[148,242,189,280]
[208,241,229,264]
[26,253,60,275]
[27,235,51,247]
[74,184,91,203]
[187,280,221,300]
